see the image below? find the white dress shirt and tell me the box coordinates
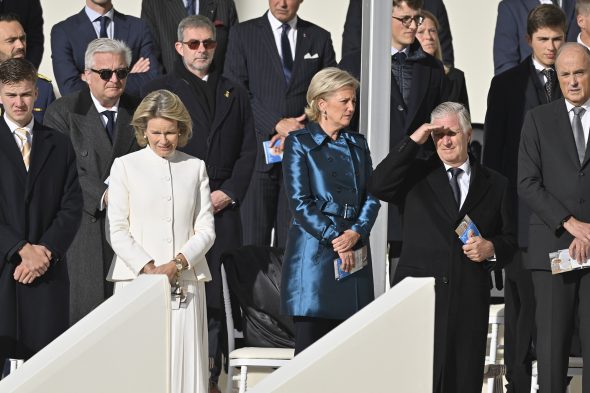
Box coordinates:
[531,56,553,86]
[577,33,590,51]
[443,158,471,209]
[85,6,115,39]
[90,93,120,128]
[267,11,297,63]
[565,98,590,145]
[6,113,34,150]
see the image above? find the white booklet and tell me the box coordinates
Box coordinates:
[549,249,590,275]
[334,246,368,281]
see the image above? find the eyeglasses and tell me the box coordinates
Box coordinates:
[181,39,217,50]
[90,68,130,81]
[392,15,424,27]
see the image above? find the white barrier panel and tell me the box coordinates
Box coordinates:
[0,275,171,393]
[251,277,435,393]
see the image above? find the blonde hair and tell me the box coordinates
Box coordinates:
[132,90,192,147]
[304,67,359,122]
[419,10,443,63]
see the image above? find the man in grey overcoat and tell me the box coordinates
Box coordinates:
[44,38,140,324]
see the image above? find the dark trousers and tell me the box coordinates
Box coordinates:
[504,250,535,393]
[208,307,224,382]
[531,269,590,393]
[241,166,291,249]
[293,316,342,355]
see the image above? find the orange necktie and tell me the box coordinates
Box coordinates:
[14,128,31,170]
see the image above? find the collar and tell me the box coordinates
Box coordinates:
[577,33,590,51]
[565,97,590,113]
[443,157,471,176]
[5,113,34,135]
[267,10,297,31]
[391,46,409,56]
[85,6,114,21]
[307,122,362,148]
[531,56,553,73]
[144,145,178,162]
[90,92,120,114]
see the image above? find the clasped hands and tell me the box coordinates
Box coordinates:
[332,229,361,273]
[14,243,52,284]
[141,254,188,284]
[563,217,590,263]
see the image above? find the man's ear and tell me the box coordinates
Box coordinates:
[175,42,184,57]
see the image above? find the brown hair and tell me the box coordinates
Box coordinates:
[527,4,566,37]
[393,0,424,10]
[0,58,37,85]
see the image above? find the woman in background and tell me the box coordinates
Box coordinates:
[281,68,380,354]
[107,90,215,393]
[416,10,470,111]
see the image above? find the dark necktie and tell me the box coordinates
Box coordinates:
[572,107,586,164]
[392,52,407,98]
[102,110,116,142]
[185,0,196,15]
[448,167,463,207]
[281,23,293,84]
[541,68,555,101]
[98,16,109,38]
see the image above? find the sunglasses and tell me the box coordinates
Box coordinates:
[392,15,424,28]
[90,68,130,81]
[181,39,217,50]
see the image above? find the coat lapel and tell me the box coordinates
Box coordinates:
[75,9,99,42]
[459,161,491,218]
[258,15,286,86]
[0,119,26,184]
[553,100,583,169]
[290,19,311,89]
[113,11,130,42]
[210,80,235,137]
[426,161,458,221]
[110,98,136,164]
[25,127,54,200]
[405,62,430,129]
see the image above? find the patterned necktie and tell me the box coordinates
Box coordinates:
[572,107,586,164]
[185,0,196,15]
[542,68,555,101]
[448,167,463,207]
[14,128,31,170]
[392,52,407,98]
[97,16,109,38]
[102,110,116,142]
[281,23,293,84]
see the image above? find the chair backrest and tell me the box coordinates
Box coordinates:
[220,246,294,349]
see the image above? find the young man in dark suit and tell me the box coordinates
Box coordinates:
[50,0,160,97]
[518,42,590,393]
[44,38,140,325]
[340,0,447,282]
[0,58,82,362]
[369,102,517,393]
[141,0,238,74]
[484,5,566,392]
[142,15,256,393]
[224,0,337,249]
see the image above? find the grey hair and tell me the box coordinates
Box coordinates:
[177,15,216,42]
[84,38,132,70]
[430,102,471,133]
[555,42,590,71]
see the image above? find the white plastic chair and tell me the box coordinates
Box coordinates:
[221,265,294,393]
[530,357,583,393]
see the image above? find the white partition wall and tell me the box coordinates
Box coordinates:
[0,275,171,393]
[250,277,435,393]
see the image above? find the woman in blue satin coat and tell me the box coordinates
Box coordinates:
[281,68,381,354]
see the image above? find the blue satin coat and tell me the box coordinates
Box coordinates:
[281,122,380,320]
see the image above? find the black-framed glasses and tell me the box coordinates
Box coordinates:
[181,39,217,50]
[90,68,130,81]
[392,15,424,27]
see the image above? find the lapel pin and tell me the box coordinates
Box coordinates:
[224,90,230,98]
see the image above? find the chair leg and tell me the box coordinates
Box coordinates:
[239,366,248,393]
[488,323,500,393]
[530,362,539,393]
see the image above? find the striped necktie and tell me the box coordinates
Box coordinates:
[14,128,31,170]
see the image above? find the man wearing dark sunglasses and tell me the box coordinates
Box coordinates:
[44,38,140,326]
[141,16,256,393]
[340,0,447,289]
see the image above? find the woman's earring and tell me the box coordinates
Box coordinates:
[323,111,328,120]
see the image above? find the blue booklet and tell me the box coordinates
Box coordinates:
[262,140,283,164]
[334,246,368,281]
[455,214,481,244]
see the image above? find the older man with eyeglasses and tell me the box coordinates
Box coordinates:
[340,0,448,284]
[44,38,141,325]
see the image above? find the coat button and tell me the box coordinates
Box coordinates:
[579,172,585,177]
[166,238,172,243]
[397,105,404,112]
[441,276,449,284]
[90,217,97,223]
[327,157,333,162]
[81,150,88,157]
[165,217,171,222]
[332,172,337,177]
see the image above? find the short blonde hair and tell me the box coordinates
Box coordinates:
[132,90,192,147]
[305,67,359,122]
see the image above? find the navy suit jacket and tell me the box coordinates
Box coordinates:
[224,12,337,172]
[51,8,160,98]
[493,0,579,75]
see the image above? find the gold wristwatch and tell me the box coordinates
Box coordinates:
[174,257,185,273]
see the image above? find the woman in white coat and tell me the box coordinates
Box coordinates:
[107,89,215,393]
